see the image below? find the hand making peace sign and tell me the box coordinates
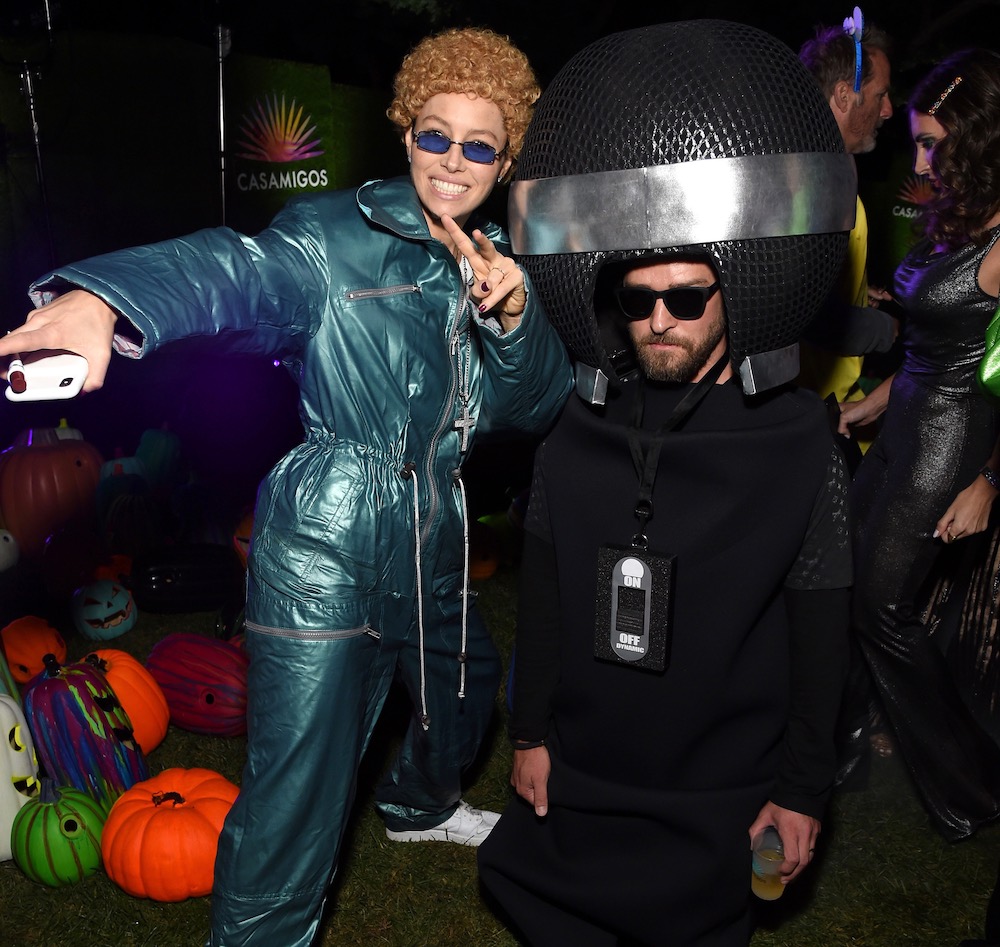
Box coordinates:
[442,214,526,334]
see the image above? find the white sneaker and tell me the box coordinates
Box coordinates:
[385,800,501,847]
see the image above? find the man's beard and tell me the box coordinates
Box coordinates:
[632,320,727,383]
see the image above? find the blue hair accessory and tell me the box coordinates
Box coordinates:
[842,6,864,93]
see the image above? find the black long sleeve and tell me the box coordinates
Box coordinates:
[802,302,897,355]
[771,586,850,819]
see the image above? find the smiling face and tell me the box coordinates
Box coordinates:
[404,92,513,243]
[623,258,731,384]
[910,109,947,187]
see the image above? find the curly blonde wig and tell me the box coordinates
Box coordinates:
[387,27,540,181]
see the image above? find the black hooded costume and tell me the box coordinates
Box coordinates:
[477,20,857,946]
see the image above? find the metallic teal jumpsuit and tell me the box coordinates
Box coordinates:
[30,177,573,945]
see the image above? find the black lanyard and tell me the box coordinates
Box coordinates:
[625,349,729,549]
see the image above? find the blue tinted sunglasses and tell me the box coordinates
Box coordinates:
[614,282,721,321]
[413,128,507,165]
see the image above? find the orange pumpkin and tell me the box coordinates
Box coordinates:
[101,767,239,901]
[468,519,501,581]
[92,553,133,584]
[0,617,67,684]
[84,650,169,754]
[0,440,103,558]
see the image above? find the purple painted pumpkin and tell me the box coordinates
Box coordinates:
[145,633,248,737]
[23,655,148,813]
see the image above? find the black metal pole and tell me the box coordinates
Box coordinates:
[217,24,231,227]
[19,61,55,267]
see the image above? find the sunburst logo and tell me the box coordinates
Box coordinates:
[236,93,324,163]
[897,173,936,207]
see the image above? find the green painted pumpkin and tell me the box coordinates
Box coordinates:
[11,779,105,885]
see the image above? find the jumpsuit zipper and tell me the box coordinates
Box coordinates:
[420,257,471,546]
[345,283,421,301]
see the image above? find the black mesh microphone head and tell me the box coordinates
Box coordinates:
[511,20,850,394]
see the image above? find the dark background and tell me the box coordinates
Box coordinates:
[0,0,998,520]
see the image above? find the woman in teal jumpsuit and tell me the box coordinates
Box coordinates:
[0,27,572,946]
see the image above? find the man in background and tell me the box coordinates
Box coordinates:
[798,19,898,415]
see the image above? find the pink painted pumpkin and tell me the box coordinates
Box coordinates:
[145,634,248,737]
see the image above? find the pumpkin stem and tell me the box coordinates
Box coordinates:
[39,778,59,805]
[42,653,62,677]
[83,652,109,672]
[152,791,185,807]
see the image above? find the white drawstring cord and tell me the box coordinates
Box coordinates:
[401,462,472,727]
[401,462,430,731]
[455,468,470,699]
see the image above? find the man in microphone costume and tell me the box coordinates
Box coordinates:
[478,20,855,947]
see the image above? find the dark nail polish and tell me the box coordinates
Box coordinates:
[481,281,489,292]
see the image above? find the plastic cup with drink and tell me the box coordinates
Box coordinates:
[750,825,785,900]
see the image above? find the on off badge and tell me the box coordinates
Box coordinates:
[594,544,674,673]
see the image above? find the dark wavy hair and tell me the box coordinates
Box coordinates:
[910,48,1000,249]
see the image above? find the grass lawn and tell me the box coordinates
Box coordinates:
[2,563,999,946]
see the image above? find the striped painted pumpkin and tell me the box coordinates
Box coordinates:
[146,633,248,737]
[11,779,105,886]
[23,655,148,813]
[84,650,169,755]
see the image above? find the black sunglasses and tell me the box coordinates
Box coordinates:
[413,128,507,165]
[614,282,721,321]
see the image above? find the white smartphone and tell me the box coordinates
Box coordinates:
[5,352,89,402]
